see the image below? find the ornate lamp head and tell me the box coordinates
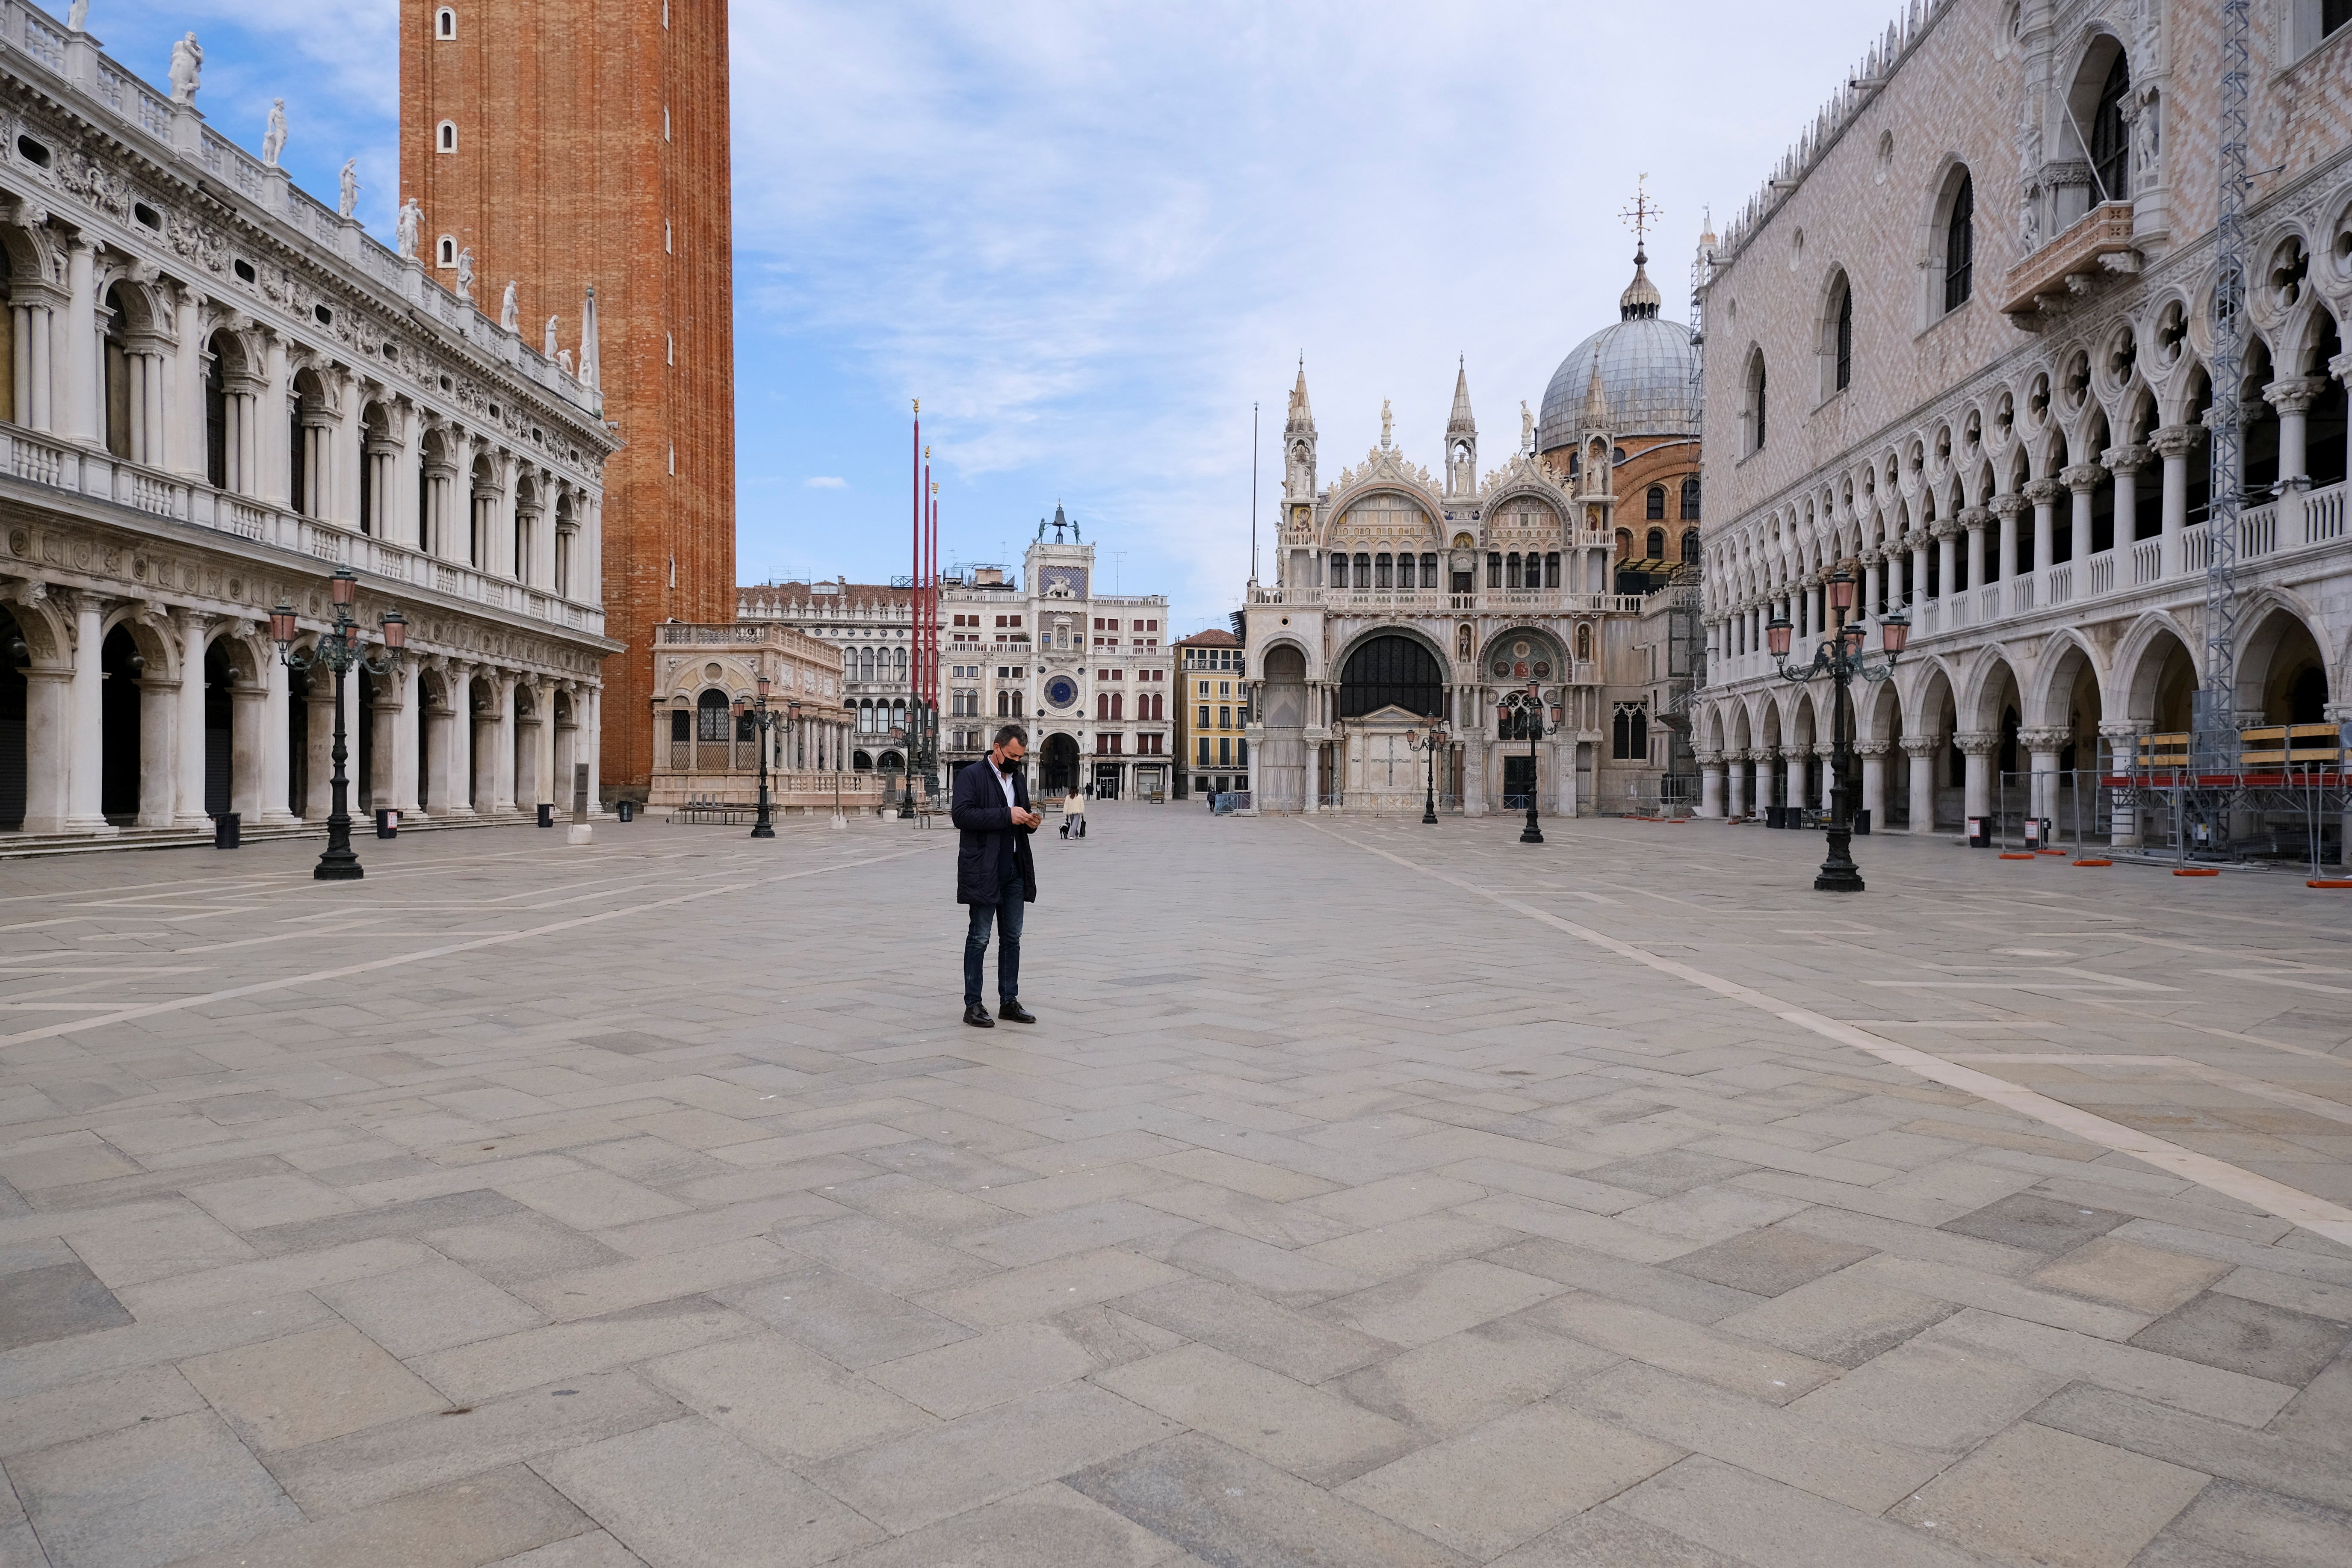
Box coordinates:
[1766,614,1794,657]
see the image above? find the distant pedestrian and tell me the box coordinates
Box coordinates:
[950,725,1040,1028]
[1062,783,1088,839]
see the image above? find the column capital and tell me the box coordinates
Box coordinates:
[1955,729,1999,756]
[2024,477,2064,506]
[1856,738,1891,757]
[2101,442,2152,474]
[2265,375,2328,415]
[2017,725,2069,750]
[1990,492,2028,521]
[2059,462,2105,493]
[1900,733,1941,757]
[2150,423,2203,459]
[1858,549,1885,566]
[1930,518,1962,541]
[1958,505,1993,531]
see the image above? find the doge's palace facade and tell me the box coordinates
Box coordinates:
[0,6,617,841]
[1694,0,2352,850]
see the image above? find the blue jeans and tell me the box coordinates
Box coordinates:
[963,872,1025,1006]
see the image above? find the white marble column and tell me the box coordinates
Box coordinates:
[174,612,210,827]
[2020,727,2066,829]
[1699,756,1724,818]
[490,673,518,812]
[20,665,71,834]
[2154,426,2196,579]
[136,649,177,830]
[61,241,96,447]
[258,653,295,824]
[259,336,292,509]
[230,666,269,826]
[303,668,336,820]
[1903,735,1938,832]
[1992,494,2023,587]
[1859,740,1888,825]
[1959,731,1995,824]
[2027,478,2059,575]
[171,288,207,481]
[65,594,109,833]
[2063,464,2101,567]
[1725,751,1748,818]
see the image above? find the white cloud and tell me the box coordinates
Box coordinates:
[804,476,848,488]
[728,0,1902,623]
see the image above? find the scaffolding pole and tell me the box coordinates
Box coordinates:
[2192,0,2252,856]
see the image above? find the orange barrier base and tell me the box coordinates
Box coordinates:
[2074,859,2113,867]
[1998,852,2036,860]
[2310,879,2352,889]
[2175,868,2220,877]
[2036,849,2068,856]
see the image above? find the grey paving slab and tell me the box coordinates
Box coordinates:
[1888,1420,2208,1568]
[7,1409,302,1568]
[533,1417,883,1568]
[3,812,2351,1565]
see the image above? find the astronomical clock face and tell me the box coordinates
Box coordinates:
[1044,674,1078,710]
[1490,638,1553,680]
[1039,567,1089,599]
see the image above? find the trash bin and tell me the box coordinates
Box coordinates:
[1769,806,1790,829]
[537,802,554,828]
[212,812,240,849]
[1854,808,1871,836]
[375,808,398,839]
[1967,815,1990,847]
[617,800,635,823]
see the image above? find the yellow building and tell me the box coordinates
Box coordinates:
[1175,629,1250,800]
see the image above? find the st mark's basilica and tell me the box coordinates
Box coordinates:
[1243,250,1705,816]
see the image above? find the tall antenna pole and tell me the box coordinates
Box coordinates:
[1250,401,1260,585]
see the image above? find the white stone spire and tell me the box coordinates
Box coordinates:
[1445,359,1477,496]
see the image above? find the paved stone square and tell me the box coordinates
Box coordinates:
[1,806,2350,1567]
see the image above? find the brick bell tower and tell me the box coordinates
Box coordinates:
[401,0,736,800]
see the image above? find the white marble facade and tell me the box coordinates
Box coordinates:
[0,6,615,838]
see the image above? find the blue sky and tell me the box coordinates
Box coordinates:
[99,0,1900,634]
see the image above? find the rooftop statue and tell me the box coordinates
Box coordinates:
[338,159,359,219]
[394,196,421,260]
[167,32,201,105]
[262,98,287,169]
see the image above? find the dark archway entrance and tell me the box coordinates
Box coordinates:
[1041,732,1079,795]
[100,625,142,824]
[204,642,234,816]
[0,607,26,830]
[1339,634,1443,719]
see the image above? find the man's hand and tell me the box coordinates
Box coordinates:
[1016,808,1043,829]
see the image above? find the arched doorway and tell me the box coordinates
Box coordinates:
[1040,733,1079,796]
[203,641,234,816]
[1339,633,1443,719]
[1257,645,1308,812]
[100,625,142,825]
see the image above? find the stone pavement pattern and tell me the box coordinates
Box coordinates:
[0,807,2349,1567]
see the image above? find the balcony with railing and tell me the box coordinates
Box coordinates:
[1,422,604,636]
[1999,201,2136,321]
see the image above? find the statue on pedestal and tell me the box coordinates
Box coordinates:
[338,159,359,219]
[394,196,421,260]
[168,32,202,105]
[261,98,287,168]
[499,281,518,332]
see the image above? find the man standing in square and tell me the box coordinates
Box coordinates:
[952,724,1041,1027]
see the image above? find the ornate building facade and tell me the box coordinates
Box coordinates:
[402,0,735,798]
[1241,260,1699,816]
[0,10,614,841]
[643,618,877,815]
[1691,0,2352,851]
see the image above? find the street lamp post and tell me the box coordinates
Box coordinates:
[731,676,784,839]
[1765,570,1908,892]
[1497,682,1553,845]
[270,567,405,882]
[1406,718,1448,825]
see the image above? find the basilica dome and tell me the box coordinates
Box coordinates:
[1536,251,1698,452]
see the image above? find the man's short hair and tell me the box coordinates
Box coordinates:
[992,723,1028,749]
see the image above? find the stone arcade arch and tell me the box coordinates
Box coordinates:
[1256,644,1309,813]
